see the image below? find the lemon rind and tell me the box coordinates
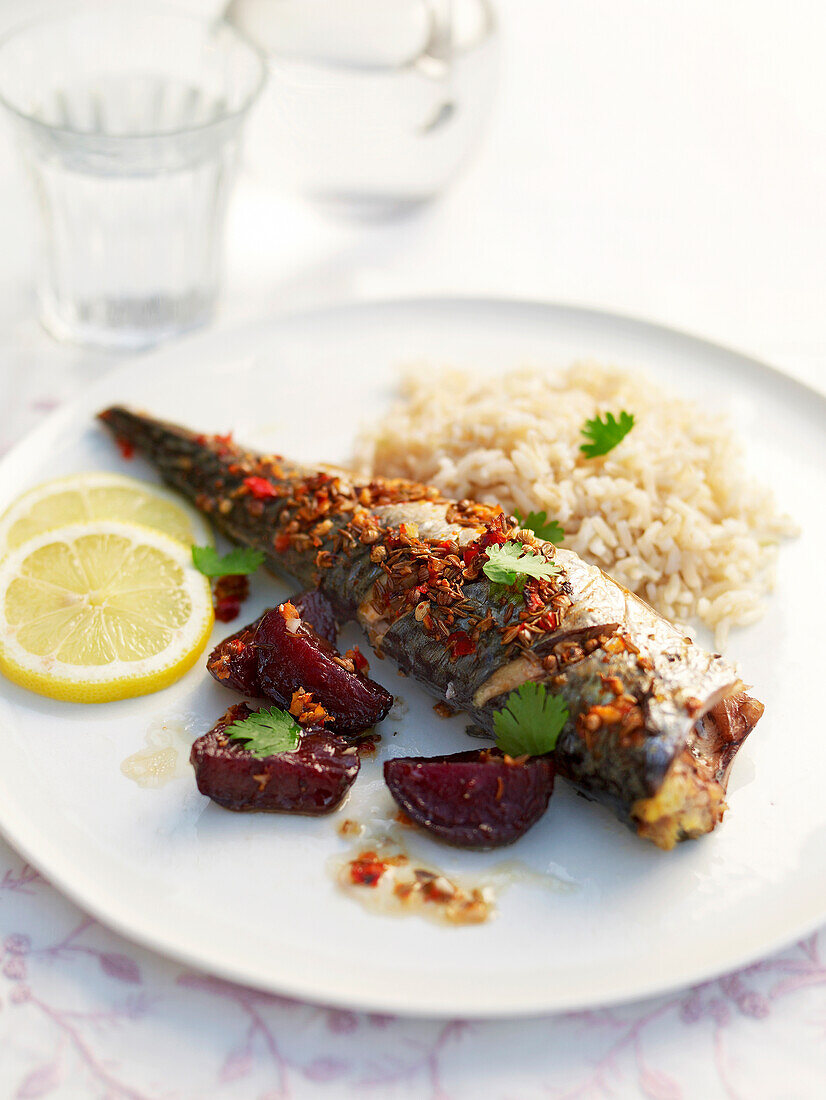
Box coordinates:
[0,520,215,704]
[0,472,213,556]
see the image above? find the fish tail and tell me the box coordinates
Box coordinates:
[98,406,317,587]
[98,406,244,506]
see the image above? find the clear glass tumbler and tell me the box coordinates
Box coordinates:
[0,6,266,350]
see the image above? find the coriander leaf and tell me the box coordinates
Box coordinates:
[488,576,527,605]
[482,543,561,586]
[513,508,564,544]
[579,410,635,458]
[192,544,265,577]
[224,706,301,758]
[493,683,569,757]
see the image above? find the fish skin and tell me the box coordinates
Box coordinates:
[99,406,762,845]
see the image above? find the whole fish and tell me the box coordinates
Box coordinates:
[99,407,763,849]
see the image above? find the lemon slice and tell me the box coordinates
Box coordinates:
[0,521,214,703]
[0,473,212,556]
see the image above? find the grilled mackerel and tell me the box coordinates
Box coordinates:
[100,407,763,849]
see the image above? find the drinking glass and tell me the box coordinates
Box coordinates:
[0,6,266,350]
[225,0,498,217]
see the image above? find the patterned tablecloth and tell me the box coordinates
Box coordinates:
[0,353,824,1100]
[2,836,826,1098]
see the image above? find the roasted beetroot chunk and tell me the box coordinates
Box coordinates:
[207,616,262,696]
[291,588,339,645]
[254,604,391,733]
[207,601,392,736]
[206,589,339,691]
[384,749,555,849]
[191,704,360,814]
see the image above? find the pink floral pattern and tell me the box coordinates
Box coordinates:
[2,397,826,1097]
[3,834,826,1097]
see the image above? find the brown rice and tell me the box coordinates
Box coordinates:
[354,363,798,646]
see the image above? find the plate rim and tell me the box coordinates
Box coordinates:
[0,295,823,1019]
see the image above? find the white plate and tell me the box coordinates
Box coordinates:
[0,299,822,1018]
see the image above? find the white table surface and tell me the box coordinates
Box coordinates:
[1,1,825,1096]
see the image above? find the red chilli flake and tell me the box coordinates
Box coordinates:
[115,437,134,460]
[243,476,280,501]
[274,533,291,553]
[462,515,511,567]
[478,514,511,550]
[446,630,476,660]
[349,852,387,888]
[524,588,545,613]
[462,544,480,567]
[214,599,240,623]
[346,645,370,674]
[206,431,235,458]
[213,574,250,622]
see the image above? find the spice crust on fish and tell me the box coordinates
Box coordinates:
[99,406,764,849]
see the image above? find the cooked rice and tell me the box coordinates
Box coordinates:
[354,363,798,646]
